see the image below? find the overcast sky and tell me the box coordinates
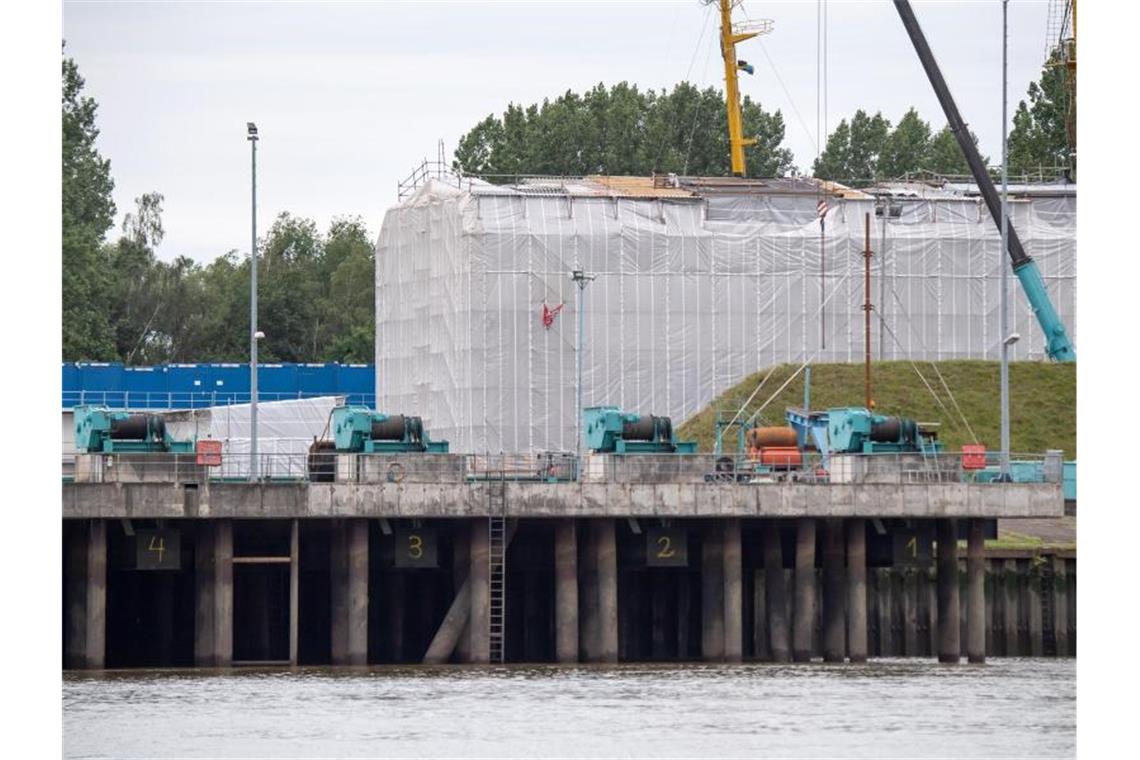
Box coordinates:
[63,0,1057,263]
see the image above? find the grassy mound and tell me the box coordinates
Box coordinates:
[677,360,1075,458]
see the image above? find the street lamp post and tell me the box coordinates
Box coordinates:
[248,122,260,481]
[570,268,596,459]
[999,2,1010,479]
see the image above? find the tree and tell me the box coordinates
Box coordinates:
[878,108,932,179]
[812,110,890,185]
[1008,49,1073,176]
[925,125,988,176]
[62,54,117,360]
[451,81,795,179]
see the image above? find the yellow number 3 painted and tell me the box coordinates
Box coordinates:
[656,535,675,559]
[149,534,165,563]
[408,534,423,559]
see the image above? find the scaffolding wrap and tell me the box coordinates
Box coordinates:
[375,177,1075,454]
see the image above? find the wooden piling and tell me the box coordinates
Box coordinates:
[846,519,868,663]
[84,519,107,670]
[702,522,725,661]
[903,568,919,656]
[289,519,300,666]
[65,523,87,669]
[793,518,816,662]
[822,520,845,662]
[596,519,619,663]
[723,518,743,663]
[1053,555,1070,657]
[936,519,960,663]
[554,519,579,663]
[195,522,216,667]
[468,519,490,663]
[1003,558,1019,657]
[1027,558,1043,656]
[762,522,790,662]
[966,519,985,663]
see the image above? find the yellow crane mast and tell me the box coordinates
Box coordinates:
[714,0,771,175]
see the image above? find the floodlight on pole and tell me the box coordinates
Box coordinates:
[570,268,596,459]
[248,121,260,481]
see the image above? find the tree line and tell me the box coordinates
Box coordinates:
[62,48,1071,363]
[62,56,375,364]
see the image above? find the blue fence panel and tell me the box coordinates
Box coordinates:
[63,362,377,409]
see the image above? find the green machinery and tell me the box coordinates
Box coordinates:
[583,406,696,454]
[331,405,449,453]
[73,405,194,454]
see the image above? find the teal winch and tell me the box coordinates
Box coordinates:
[331,405,449,453]
[583,406,696,454]
[73,405,194,454]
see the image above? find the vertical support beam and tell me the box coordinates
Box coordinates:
[195,521,216,667]
[554,519,579,663]
[64,523,87,669]
[793,518,816,662]
[702,522,725,661]
[651,574,668,660]
[84,519,107,670]
[822,520,845,662]
[214,519,233,667]
[876,567,893,657]
[468,519,490,663]
[596,519,619,663]
[846,519,868,663]
[966,519,986,663]
[289,518,299,666]
[763,522,790,662]
[330,520,348,664]
[936,519,960,664]
[347,519,368,664]
[903,568,919,656]
[723,518,743,663]
[752,569,770,661]
[579,521,600,662]
[453,527,471,663]
[676,572,691,659]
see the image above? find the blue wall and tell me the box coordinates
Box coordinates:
[62,362,375,409]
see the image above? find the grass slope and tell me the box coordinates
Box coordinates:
[677,360,1076,459]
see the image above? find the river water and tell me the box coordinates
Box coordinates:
[63,659,1074,758]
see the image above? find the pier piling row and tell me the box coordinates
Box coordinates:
[62,514,1073,669]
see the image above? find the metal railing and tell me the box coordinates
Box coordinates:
[66,449,1062,488]
[62,390,374,410]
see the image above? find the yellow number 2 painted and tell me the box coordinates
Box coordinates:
[408,534,423,560]
[149,534,165,564]
[656,535,676,559]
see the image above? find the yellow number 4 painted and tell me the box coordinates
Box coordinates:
[149,534,165,564]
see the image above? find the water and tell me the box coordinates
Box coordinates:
[64,659,1074,759]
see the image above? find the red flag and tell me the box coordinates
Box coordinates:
[542,303,565,329]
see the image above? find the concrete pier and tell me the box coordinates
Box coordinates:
[330,519,368,666]
[846,519,867,663]
[579,521,600,661]
[823,520,845,663]
[468,520,490,663]
[596,519,619,663]
[967,519,986,663]
[85,519,107,670]
[793,519,816,662]
[723,518,743,663]
[936,519,960,663]
[452,528,471,662]
[554,519,579,663]
[194,519,233,667]
[702,523,725,661]
[763,522,790,662]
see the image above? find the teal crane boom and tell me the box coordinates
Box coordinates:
[892,0,1075,362]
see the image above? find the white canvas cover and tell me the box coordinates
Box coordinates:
[375,178,1075,454]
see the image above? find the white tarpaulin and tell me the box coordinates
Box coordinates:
[375,177,1075,454]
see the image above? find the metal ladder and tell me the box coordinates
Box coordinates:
[488,476,507,664]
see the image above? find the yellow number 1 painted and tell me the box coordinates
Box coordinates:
[656,535,675,559]
[408,534,423,559]
[906,536,917,558]
[149,534,165,564]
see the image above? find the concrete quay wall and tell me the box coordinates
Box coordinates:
[62,480,1063,520]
